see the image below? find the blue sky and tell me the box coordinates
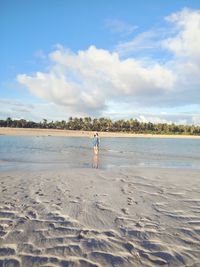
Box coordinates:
[1,0,200,124]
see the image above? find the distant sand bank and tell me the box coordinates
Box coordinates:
[0,127,200,139]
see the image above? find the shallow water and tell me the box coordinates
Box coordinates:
[0,135,200,170]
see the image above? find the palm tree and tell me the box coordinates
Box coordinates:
[42,119,48,128]
[6,117,12,127]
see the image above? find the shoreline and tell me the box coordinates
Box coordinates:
[0,127,200,139]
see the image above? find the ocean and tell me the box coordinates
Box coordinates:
[0,135,200,171]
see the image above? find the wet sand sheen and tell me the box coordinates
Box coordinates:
[0,167,200,266]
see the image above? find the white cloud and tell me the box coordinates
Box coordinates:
[192,115,200,125]
[1,99,199,125]
[17,8,200,121]
[17,45,175,115]
[138,115,172,124]
[163,8,200,60]
[0,99,75,122]
[116,31,161,56]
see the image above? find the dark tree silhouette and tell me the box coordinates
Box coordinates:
[0,117,199,135]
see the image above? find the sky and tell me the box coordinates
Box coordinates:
[1,0,200,124]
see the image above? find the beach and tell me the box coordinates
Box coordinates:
[0,135,200,266]
[0,167,200,266]
[2,0,200,265]
[1,0,200,265]
[0,127,200,139]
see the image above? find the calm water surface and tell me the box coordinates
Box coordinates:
[0,135,200,170]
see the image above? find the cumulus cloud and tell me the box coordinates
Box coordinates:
[17,8,200,119]
[160,8,200,107]
[163,8,200,60]
[17,45,175,115]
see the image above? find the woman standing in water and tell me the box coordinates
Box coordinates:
[93,133,100,155]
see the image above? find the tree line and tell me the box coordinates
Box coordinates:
[0,117,200,135]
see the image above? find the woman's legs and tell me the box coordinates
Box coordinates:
[94,145,99,155]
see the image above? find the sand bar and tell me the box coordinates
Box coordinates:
[0,127,200,138]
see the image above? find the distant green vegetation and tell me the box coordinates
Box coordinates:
[0,117,200,135]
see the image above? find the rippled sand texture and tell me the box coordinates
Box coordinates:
[0,167,200,266]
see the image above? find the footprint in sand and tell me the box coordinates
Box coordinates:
[127,195,138,205]
[95,201,110,211]
[121,187,128,194]
[27,210,37,219]
[121,208,129,215]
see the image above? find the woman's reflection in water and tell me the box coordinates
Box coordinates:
[92,154,99,168]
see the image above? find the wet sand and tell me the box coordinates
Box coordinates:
[0,127,200,139]
[0,167,200,266]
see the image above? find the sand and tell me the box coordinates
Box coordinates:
[0,127,200,139]
[0,166,200,266]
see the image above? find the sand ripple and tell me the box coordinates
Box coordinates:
[0,168,200,266]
